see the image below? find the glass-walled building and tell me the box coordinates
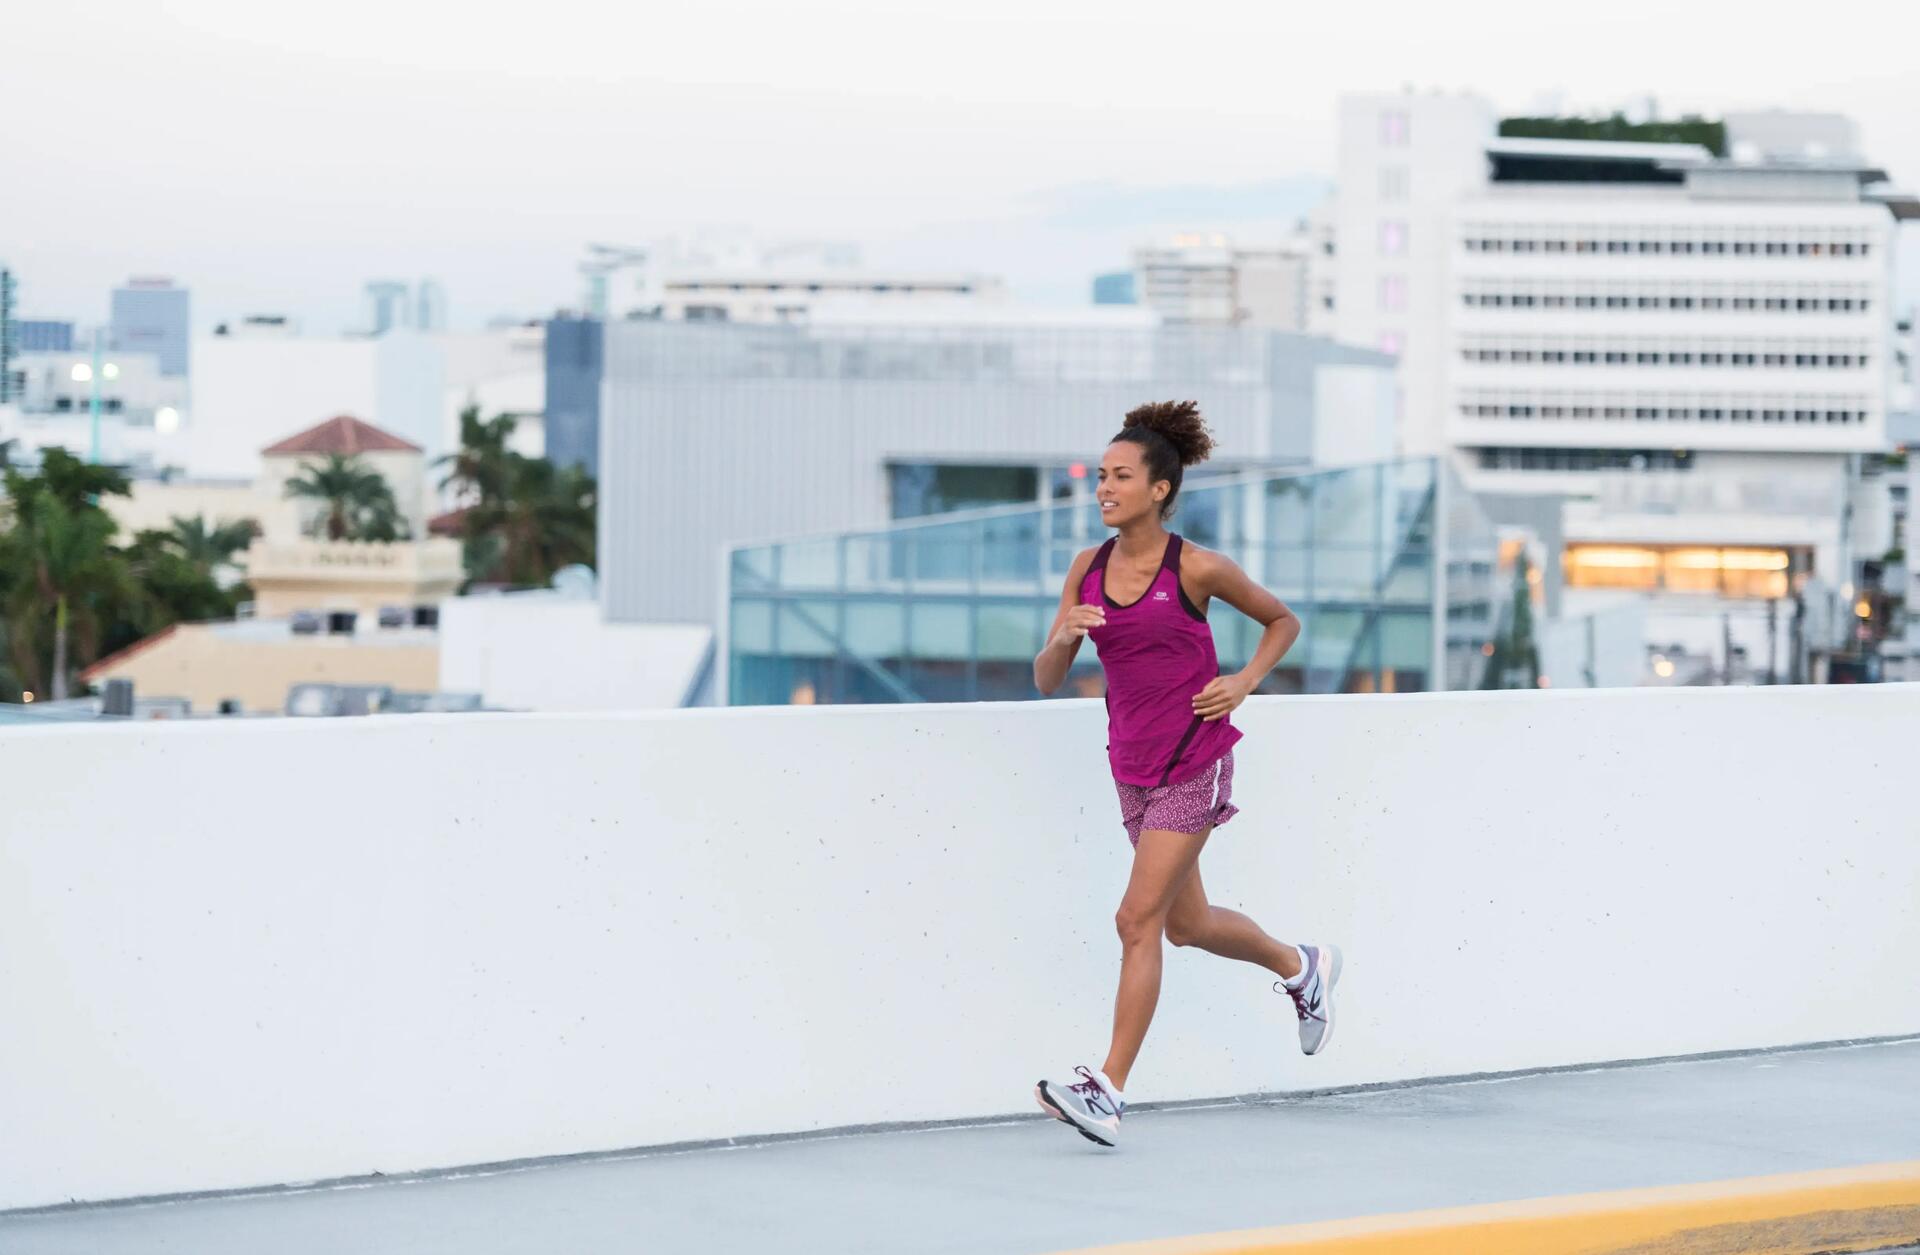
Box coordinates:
[725,457,1501,705]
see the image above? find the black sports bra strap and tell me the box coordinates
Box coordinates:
[1089,538,1117,572]
[1159,534,1184,572]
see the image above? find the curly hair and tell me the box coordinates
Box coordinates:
[1112,400,1216,520]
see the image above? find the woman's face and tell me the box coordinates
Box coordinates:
[1097,441,1166,528]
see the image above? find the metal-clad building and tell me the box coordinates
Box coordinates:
[543,315,603,478]
[599,319,1396,625]
[18,320,74,353]
[110,278,190,377]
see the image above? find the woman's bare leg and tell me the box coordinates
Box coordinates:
[1100,826,1210,1093]
[1163,862,1302,979]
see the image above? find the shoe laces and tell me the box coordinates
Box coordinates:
[1069,1066,1118,1117]
[1276,971,1323,1024]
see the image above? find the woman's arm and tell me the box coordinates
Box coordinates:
[1186,547,1301,722]
[1034,547,1103,695]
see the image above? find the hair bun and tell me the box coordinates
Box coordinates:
[1122,400,1215,467]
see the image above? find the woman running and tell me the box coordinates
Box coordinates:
[1031,400,1342,1148]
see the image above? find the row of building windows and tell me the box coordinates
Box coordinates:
[1456,391,1873,425]
[1457,341,1872,370]
[1460,284,1875,314]
[1459,226,1876,258]
[45,396,127,413]
[1474,447,1695,473]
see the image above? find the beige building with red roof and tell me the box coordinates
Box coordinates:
[78,413,466,710]
[259,414,430,541]
[242,413,462,619]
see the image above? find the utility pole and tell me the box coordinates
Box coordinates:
[1791,595,1806,684]
[1766,598,1779,684]
[89,326,103,463]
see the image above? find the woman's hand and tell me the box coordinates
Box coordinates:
[1192,674,1253,722]
[1051,604,1106,648]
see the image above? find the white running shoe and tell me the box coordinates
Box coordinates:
[1278,942,1342,1056]
[1034,1066,1125,1147]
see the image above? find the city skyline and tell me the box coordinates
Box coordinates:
[9,0,1920,333]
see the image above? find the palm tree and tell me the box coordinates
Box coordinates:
[503,456,591,583]
[0,472,142,700]
[0,452,256,699]
[482,456,596,587]
[36,447,133,509]
[437,405,517,510]
[283,454,407,542]
[120,529,241,630]
[439,407,594,589]
[165,515,259,570]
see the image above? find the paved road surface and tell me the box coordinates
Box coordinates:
[5,1039,1919,1254]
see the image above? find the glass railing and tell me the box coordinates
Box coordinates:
[725,458,1500,705]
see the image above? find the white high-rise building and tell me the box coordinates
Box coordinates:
[0,341,190,476]
[1447,136,1912,671]
[187,324,544,480]
[1324,91,1919,676]
[1328,91,1499,455]
[1449,140,1897,483]
[1304,203,1339,338]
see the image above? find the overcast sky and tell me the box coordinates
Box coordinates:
[8,0,1918,333]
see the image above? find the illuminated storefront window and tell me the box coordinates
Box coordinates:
[1564,545,1793,599]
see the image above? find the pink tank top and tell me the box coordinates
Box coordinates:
[1080,534,1242,787]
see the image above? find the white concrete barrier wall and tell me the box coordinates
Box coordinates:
[3,687,1917,1210]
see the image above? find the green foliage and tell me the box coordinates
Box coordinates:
[0,457,142,700]
[282,453,408,542]
[438,405,517,506]
[1480,552,1542,690]
[163,515,259,570]
[121,531,243,628]
[0,450,251,701]
[1499,114,1727,157]
[35,447,134,509]
[437,406,596,590]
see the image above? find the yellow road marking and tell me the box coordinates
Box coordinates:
[1048,1159,1920,1255]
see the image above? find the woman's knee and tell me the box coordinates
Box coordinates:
[1113,902,1165,947]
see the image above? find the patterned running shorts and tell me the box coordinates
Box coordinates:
[1113,751,1239,847]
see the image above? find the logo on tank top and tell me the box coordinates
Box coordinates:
[1153,590,1169,601]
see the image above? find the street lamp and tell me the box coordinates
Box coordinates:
[70,330,117,463]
